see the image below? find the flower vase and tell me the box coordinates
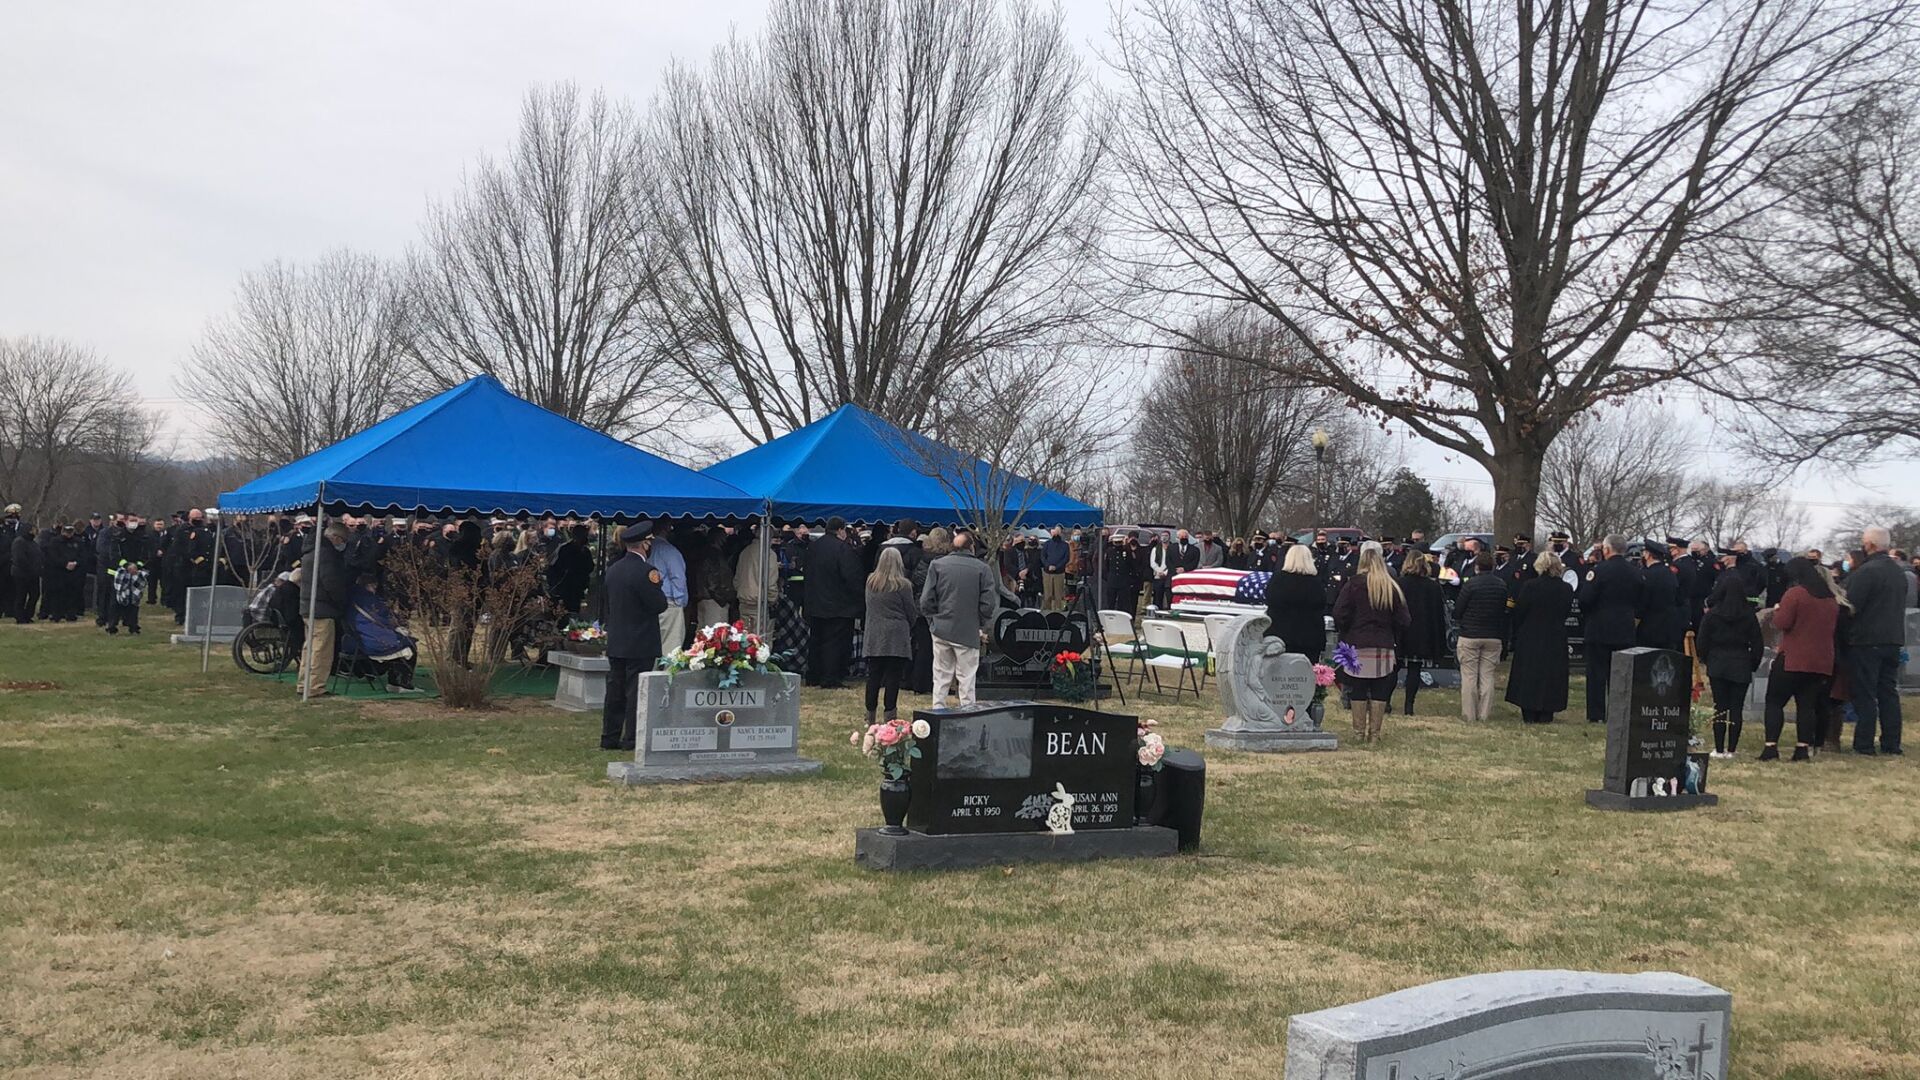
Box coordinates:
[1308,701,1325,728]
[878,777,911,835]
[1135,768,1157,826]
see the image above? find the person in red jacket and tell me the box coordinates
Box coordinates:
[1760,557,1840,761]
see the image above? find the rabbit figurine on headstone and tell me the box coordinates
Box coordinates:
[1045,783,1075,835]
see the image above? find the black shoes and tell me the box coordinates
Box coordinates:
[1791,745,1811,762]
[1759,744,1780,761]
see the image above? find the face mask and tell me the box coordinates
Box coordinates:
[545,529,556,538]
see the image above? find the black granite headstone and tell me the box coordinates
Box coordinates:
[1586,647,1718,811]
[976,610,1092,699]
[907,702,1137,834]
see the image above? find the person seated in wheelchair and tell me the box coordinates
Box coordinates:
[347,575,421,693]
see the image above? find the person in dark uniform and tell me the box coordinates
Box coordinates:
[10,521,44,623]
[0,504,19,617]
[1507,536,1537,588]
[1577,535,1641,724]
[600,521,669,751]
[1548,531,1583,579]
[1635,540,1686,651]
[43,522,86,622]
[802,516,866,689]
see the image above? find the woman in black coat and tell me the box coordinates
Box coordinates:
[1393,553,1449,715]
[1264,543,1327,662]
[1695,573,1764,756]
[1504,552,1574,723]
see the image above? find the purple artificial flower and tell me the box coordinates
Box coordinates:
[1332,641,1360,675]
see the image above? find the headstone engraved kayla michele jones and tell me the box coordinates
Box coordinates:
[906,703,1137,834]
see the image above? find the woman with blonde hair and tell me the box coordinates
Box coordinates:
[1331,546,1410,743]
[1264,542,1326,662]
[1504,551,1574,723]
[863,546,919,724]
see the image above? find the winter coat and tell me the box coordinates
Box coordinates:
[1696,595,1764,684]
[801,533,866,620]
[1331,572,1410,650]
[1844,551,1908,647]
[1505,576,1573,712]
[862,583,919,658]
[1453,572,1511,640]
[1398,574,1449,661]
[1264,569,1328,661]
[1772,584,1839,676]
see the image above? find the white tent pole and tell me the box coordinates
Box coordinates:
[301,483,325,703]
[199,501,219,674]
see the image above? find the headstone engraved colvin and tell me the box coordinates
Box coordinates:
[1587,647,1717,811]
[854,702,1179,870]
[1282,969,1732,1080]
[607,670,822,784]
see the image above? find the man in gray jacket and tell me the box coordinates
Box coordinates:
[1847,526,1907,756]
[919,530,999,707]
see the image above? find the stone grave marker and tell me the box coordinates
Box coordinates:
[1902,608,1920,691]
[977,609,1092,699]
[854,702,1179,870]
[607,669,821,784]
[172,584,249,646]
[1588,647,1716,811]
[1285,969,1732,1080]
[546,649,609,713]
[1205,612,1336,752]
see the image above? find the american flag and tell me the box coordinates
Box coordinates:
[1170,568,1270,606]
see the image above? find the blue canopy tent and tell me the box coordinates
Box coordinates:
[213,375,763,690]
[220,375,759,519]
[700,404,1103,528]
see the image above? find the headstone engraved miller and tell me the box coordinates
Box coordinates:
[1283,969,1732,1080]
[607,669,821,784]
[853,702,1179,870]
[1204,612,1336,752]
[1587,647,1717,811]
[977,608,1093,699]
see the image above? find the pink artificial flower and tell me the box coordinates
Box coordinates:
[1313,664,1336,687]
[1137,744,1162,767]
[875,724,904,746]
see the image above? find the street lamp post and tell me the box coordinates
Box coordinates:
[1311,427,1329,526]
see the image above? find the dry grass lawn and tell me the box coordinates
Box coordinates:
[2,614,1917,1078]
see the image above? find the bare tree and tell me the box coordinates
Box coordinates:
[1825,504,1920,554]
[0,336,137,522]
[1537,408,1691,545]
[894,348,1114,557]
[178,249,412,470]
[1700,89,1920,466]
[1146,313,1341,537]
[1688,479,1812,551]
[89,408,170,516]
[645,0,1110,442]
[411,84,676,440]
[1110,0,1907,540]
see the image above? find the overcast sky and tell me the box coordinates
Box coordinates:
[0,1,1902,539]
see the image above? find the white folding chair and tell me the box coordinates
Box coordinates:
[1096,609,1144,700]
[1201,614,1237,673]
[1142,619,1206,700]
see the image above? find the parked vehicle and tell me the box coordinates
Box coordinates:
[1426,531,1494,556]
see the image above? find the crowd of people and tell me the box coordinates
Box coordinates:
[1243,528,1914,757]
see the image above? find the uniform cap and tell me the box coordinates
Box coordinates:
[619,520,655,544]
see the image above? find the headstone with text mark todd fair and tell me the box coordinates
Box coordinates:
[1587,647,1717,812]
[1283,969,1732,1080]
[607,670,821,785]
[853,702,1181,871]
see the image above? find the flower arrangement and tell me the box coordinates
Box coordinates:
[1049,649,1094,702]
[1312,662,1337,706]
[1332,642,1360,676]
[663,621,778,688]
[853,717,929,781]
[564,620,605,643]
[1136,718,1166,771]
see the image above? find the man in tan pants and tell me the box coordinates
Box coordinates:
[920,531,999,707]
[298,524,350,698]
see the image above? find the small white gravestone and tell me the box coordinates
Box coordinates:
[1901,609,1920,691]
[607,669,822,784]
[1285,970,1732,1080]
[172,585,250,646]
[1205,612,1336,752]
